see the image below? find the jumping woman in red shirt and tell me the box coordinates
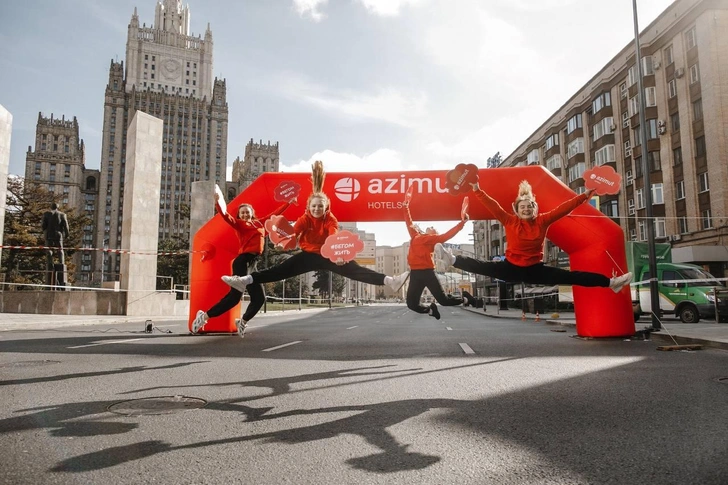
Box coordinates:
[192,191,292,336]
[435,180,632,292]
[403,196,468,320]
[223,161,409,299]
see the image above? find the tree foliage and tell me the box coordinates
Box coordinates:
[312,269,345,298]
[156,236,189,290]
[259,241,308,298]
[2,177,90,287]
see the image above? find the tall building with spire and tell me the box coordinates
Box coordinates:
[95,0,228,282]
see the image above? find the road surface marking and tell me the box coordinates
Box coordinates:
[347,326,359,330]
[459,343,475,354]
[446,327,452,331]
[262,341,303,352]
[68,338,143,349]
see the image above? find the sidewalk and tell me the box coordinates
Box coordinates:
[462,305,728,350]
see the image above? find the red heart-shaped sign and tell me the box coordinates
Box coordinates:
[445,163,479,195]
[320,231,365,263]
[274,181,302,203]
[264,216,297,250]
[583,165,622,195]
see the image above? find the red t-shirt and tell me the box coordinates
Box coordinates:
[473,189,588,267]
[293,211,339,253]
[405,207,465,270]
[217,201,290,255]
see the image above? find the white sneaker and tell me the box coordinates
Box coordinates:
[191,310,208,334]
[386,271,410,292]
[609,272,633,293]
[434,243,456,272]
[235,319,248,338]
[222,274,252,292]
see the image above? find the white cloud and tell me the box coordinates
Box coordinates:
[292,0,328,21]
[357,0,427,17]
[489,0,578,12]
[266,72,428,127]
[282,148,406,173]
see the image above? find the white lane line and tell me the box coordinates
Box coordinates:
[262,340,303,352]
[68,338,143,349]
[347,326,359,330]
[458,343,475,355]
[446,327,453,331]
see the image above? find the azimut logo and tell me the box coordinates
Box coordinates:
[333,177,361,202]
[333,174,448,206]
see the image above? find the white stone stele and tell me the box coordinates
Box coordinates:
[0,104,11,265]
[119,111,175,316]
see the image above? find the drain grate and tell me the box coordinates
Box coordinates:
[108,395,207,416]
[0,360,61,368]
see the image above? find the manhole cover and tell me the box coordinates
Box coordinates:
[108,396,207,416]
[0,360,61,368]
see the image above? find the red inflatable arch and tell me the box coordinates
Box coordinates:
[190,166,635,338]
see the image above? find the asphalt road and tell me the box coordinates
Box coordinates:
[1,304,727,485]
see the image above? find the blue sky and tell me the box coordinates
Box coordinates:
[0,0,675,246]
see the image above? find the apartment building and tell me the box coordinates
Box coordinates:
[499,0,728,278]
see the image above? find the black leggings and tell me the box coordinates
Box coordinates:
[453,256,610,287]
[207,252,265,321]
[406,269,463,314]
[250,251,388,285]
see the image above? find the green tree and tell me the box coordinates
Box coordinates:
[2,177,89,287]
[312,269,345,298]
[156,236,189,290]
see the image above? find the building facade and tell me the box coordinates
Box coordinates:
[24,113,100,283]
[231,139,281,195]
[498,0,728,279]
[94,0,228,282]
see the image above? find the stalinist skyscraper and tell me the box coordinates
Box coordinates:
[95,0,228,282]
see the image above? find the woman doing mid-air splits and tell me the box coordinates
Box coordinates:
[402,194,468,320]
[223,161,410,299]
[192,191,292,337]
[435,180,633,292]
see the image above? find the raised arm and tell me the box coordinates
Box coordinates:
[539,189,594,226]
[258,200,292,222]
[471,183,511,224]
[215,193,237,228]
[403,203,419,239]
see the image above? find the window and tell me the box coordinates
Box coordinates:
[665,45,674,65]
[690,63,700,84]
[654,218,666,238]
[636,188,645,209]
[647,119,658,140]
[651,183,664,204]
[566,114,582,134]
[600,200,618,218]
[648,151,661,171]
[546,154,562,170]
[675,180,685,200]
[626,170,634,186]
[527,149,540,165]
[630,228,637,241]
[545,133,559,150]
[628,199,635,215]
[686,27,696,50]
[678,216,688,234]
[695,136,706,157]
[592,92,611,113]
[698,172,709,193]
[702,209,712,229]
[667,79,677,98]
[629,95,640,117]
[692,98,703,121]
[567,161,586,182]
[620,82,628,99]
[592,117,614,141]
[622,111,630,128]
[642,56,654,76]
[673,147,683,166]
[594,145,616,166]
[628,65,638,86]
[670,112,680,132]
[645,86,656,107]
[639,221,647,241]
[567,138,584,158]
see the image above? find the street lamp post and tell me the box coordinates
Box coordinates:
[632,0,661,329]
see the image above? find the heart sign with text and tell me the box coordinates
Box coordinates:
[321,231,365,263]
[273,181,302,203]
[583,165,622,195]
[264,216,297,250]
[461,196,469,220]
[445,163,479,195]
